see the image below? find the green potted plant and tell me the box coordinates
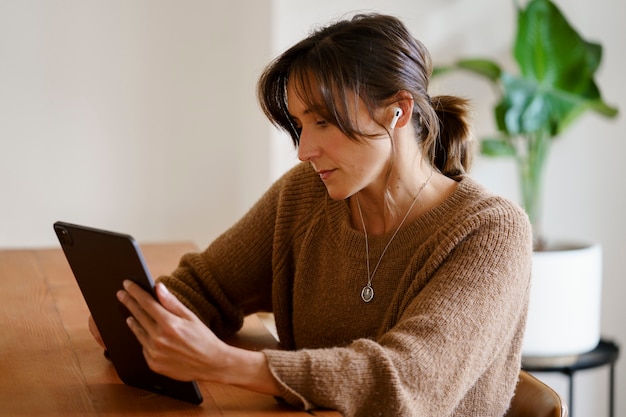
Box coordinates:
[434,0,618,356]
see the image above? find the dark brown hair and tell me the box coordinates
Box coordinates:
[258,13,473,178]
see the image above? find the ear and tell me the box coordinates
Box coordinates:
[386,91,414,130]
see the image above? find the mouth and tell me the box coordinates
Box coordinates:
[317,169,335,180]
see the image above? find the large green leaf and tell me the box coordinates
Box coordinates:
[515,0,604,95]
[498,73,587,136]
[481,137,516,157]
[499,0,617,137]
[432,0,618,139]
[432,58,501,80]
[456,59,502,81]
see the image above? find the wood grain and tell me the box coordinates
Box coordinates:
[0,244,340,416]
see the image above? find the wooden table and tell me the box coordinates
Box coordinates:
[0,243,340,416]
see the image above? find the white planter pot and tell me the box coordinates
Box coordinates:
[521,242,603,357]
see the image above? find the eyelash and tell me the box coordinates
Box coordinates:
[292,119,327,130]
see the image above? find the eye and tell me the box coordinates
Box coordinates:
[315,119,328,127]
[290,118,302,130]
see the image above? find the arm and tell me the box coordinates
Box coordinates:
[156,170,286,338]
[111,162,315,395]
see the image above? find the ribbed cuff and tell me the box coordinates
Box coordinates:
[263,350,315,411]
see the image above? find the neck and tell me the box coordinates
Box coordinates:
[352,168,434,236]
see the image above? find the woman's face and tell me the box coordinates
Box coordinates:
[286,80,392,201]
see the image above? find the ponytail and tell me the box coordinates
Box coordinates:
[417,94,474,178]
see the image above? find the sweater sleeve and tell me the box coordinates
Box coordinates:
[263,198,533,416]
[156,174,284,338]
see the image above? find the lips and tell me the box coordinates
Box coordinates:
[317,169,335,180]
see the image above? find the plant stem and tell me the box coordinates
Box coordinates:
[516,130,550,251]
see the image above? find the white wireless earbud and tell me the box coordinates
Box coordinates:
[389,107,403,129]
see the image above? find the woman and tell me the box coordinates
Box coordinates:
[99,13,533,416]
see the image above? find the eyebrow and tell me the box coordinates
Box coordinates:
[288,108,312,120]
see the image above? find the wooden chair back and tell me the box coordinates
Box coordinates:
[504,370,568,417]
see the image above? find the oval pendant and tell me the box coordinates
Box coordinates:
[361,285,374,303]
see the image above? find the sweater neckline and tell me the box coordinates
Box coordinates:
[325,176,480,258]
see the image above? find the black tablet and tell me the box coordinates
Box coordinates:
[53,221,203,405]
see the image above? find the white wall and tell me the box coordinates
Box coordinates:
[0,0,272,247]
[2,0,624,415]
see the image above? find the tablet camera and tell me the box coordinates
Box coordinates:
[55,226,74,246]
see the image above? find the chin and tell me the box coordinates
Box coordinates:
[324,187,352,201]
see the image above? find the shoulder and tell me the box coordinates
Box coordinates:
[454,176,532,249]
[427,176,532,250]
[455,176,528,221]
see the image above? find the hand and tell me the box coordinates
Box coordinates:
[116,280,228,382]
[117,280,281,395]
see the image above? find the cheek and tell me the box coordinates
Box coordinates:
[357,140,392,170]
[326,130,392,172]
[345,143,392,191]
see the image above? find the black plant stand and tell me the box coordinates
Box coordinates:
[522,339,620,417]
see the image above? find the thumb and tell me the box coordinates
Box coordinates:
[156,282,194,320]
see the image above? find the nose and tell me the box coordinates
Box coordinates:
[296,127,320,162]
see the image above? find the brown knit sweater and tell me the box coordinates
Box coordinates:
[159,162,533,416]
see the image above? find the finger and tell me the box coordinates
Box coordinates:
[122,280,156,305]
[125,315,150,346]
[122,280,174,323]
[156,282,194,320]
[117,284,157,334]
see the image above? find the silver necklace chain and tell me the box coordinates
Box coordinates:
[355,170,433,303]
